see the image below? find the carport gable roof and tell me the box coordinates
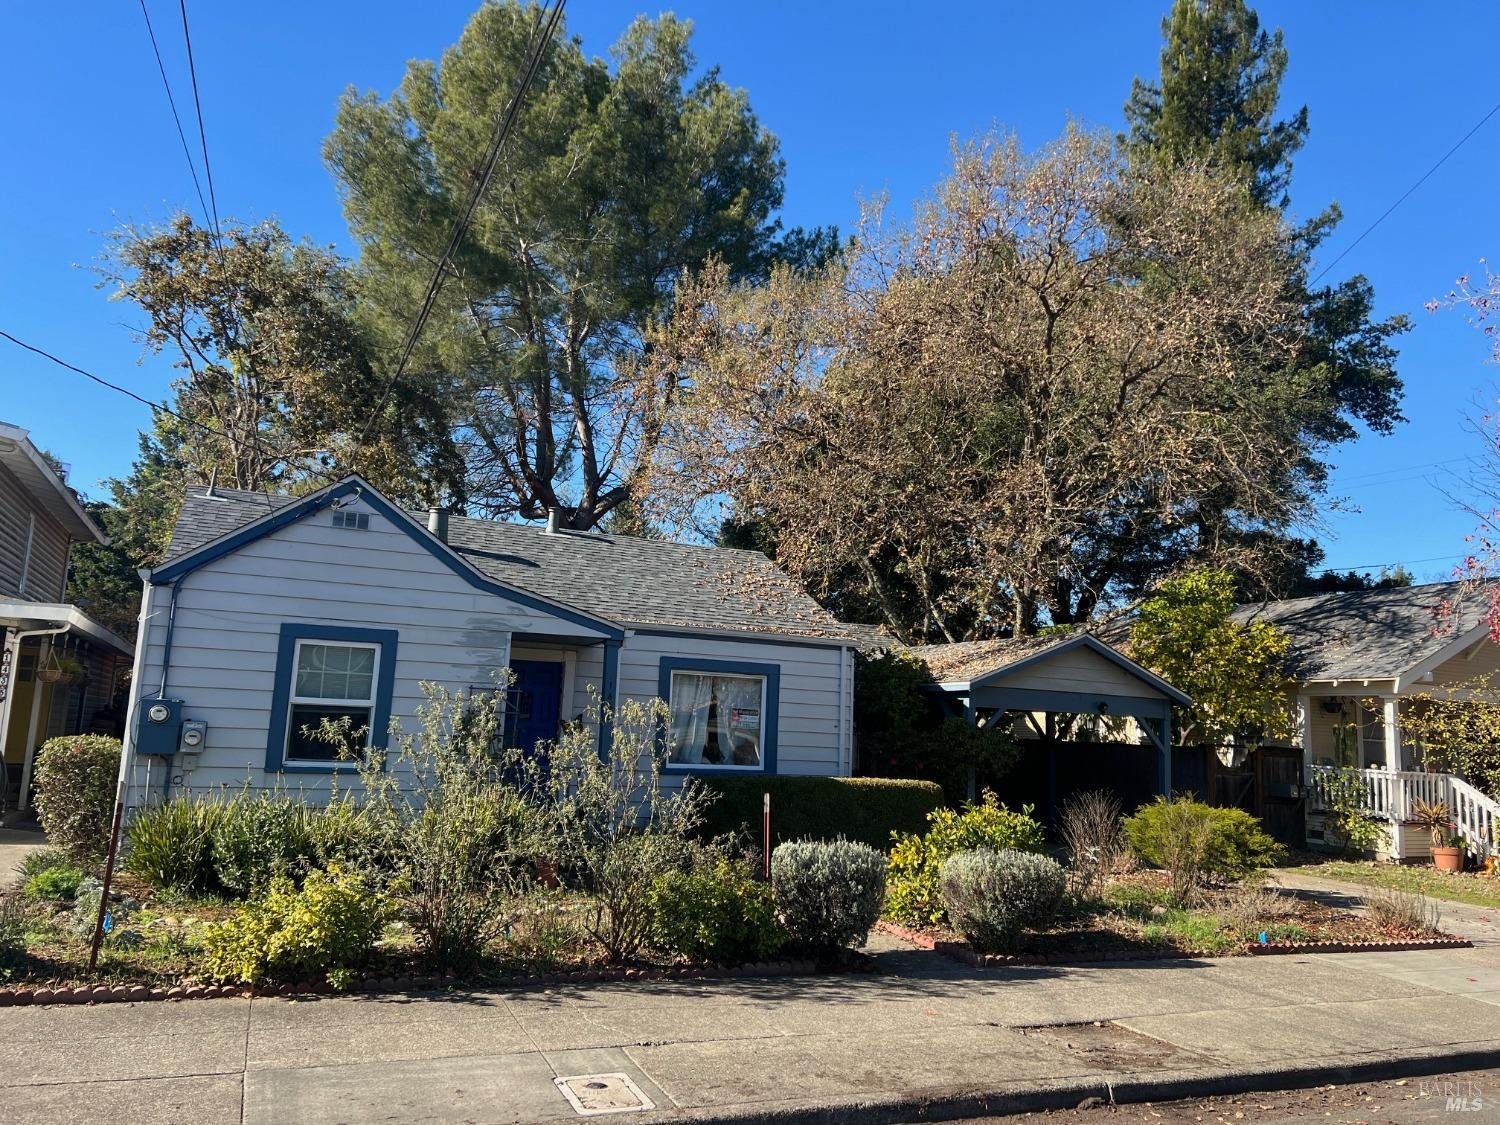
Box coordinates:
[904,632,1191,708]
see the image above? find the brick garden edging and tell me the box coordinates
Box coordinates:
[876,919,1472,967]
[0,957,822,1008]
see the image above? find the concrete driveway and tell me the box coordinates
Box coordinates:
[0,824,48,885]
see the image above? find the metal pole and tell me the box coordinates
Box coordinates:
[87,798,125,974]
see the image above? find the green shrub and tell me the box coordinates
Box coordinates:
[307,795,389,872]
[649,859,785,964]
[71,876,136,939]
[124,799,223,895]
[1123,797,1285,904]
[771,838,887,953]
[15,848,78,885]
[886,791,1046,926]
[199,866,386,988]
[352,684,546,971]
[211,791,316,896]
[0,893,27,980]
[938,848,1066,953]
[698,776,944,851]
[31,735,120,859]
[23,865,85,902]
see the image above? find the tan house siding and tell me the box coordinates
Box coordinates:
[992,646,1172,699]
[1428,636,1500,688]
[0,460,72,601]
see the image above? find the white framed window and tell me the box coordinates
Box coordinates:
[666,669,766,769]
[284,639,379,763]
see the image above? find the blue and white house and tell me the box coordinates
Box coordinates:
[119,476,863,807]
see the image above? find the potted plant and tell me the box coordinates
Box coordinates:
[1413,798,1462,872]
[36,654,84,685]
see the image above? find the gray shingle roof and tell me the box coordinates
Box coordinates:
[902,635,1075,682]
[165,485,862,643]
[1230,580,1483,682]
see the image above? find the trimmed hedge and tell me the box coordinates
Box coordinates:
[697,776,944,851]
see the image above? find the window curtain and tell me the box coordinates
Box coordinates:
[668,673,715,763]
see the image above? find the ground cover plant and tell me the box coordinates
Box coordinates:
[3,685,917,992]
[1288,857,1500,910]
[883,794,1456,959]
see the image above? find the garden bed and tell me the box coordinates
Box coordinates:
[879,871,1467,966]
[1,868,849,1000]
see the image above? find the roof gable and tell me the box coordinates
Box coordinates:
[0,421,105,544]
[1230,581,1483,683]
[152,477,622,639]
[160,479,862,645]
[905,633,1191,706]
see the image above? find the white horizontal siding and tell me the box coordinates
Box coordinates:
[617,633,848,777]
[121,497,613,806]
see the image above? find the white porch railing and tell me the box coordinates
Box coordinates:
[1307,766,1500,857]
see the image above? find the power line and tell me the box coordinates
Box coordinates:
[1327,456,1477,486]
[0,329,339,489]
[137,0,213,233]
[1320,552,1468,574]
[1311,98,1500,286]
[177,0,222,244]
[352,0,566,464]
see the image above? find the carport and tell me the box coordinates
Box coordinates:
[905,633,1191,800]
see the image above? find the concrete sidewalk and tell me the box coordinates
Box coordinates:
[4,919,1500,1125]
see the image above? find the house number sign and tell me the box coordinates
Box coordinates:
[0,647,11,705]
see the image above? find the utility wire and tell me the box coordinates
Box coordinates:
[137,0,213,234]
[1312,98,1500,286]
[1318,552,1468,574]
[177,0,223,244]
[351,0,565,464]
[0,329,340,489]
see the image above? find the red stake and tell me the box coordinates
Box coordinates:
[762,791,771,880]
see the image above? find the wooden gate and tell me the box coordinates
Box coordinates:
[1255,746,1306,848]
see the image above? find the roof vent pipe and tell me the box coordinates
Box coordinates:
[545,508,562,535]
[427,506,449,542]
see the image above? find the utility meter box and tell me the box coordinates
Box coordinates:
[179,720,207,754]
[136,698,184,756]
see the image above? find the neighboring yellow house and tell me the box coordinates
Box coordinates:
[1232,582,1500,861]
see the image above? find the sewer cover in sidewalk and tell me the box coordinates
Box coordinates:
[554,1073,656,1116]
[1021,1021,1214,1070]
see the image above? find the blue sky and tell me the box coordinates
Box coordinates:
[3,2,1498,580]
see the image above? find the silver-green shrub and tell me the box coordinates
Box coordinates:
[938,848,1066,953]
[770,839,887,952]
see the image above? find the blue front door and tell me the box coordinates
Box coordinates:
[505,660,564,755]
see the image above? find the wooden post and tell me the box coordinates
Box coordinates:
[762,792,771,880]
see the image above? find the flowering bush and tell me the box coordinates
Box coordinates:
[31,735,120,859]
[886,792,1046,925]
[938,848,1066,953]
[771,838,886,953]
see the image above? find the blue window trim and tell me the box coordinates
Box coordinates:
[266,623,399,774]
[657,657,779,775]
[149,476,624,641]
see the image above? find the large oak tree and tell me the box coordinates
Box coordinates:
[647,128,1322,641]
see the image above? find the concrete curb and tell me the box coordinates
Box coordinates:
[0,958,825,1008]
[656,1040,1500,1124]
[876,919,1472,966]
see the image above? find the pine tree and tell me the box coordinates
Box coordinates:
[1125,0,1307,208]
